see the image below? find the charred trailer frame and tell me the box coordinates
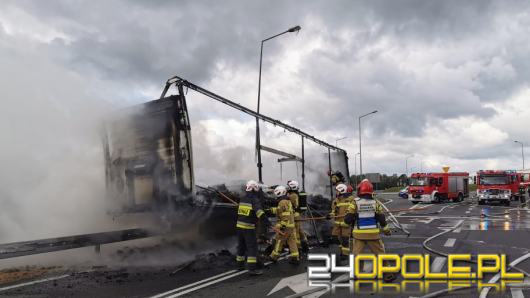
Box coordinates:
[102,91,194,214]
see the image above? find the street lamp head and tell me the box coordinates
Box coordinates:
[288,25,301,33]
[371,110,378,114]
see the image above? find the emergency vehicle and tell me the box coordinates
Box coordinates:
[408,171,469,204]
[476,170,523,206]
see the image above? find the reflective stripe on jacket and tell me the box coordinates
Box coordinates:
[347,197,384,239]
[236,192,264,229]
[331,195,354,227]
[276,198,295,228]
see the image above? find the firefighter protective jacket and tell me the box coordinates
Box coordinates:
[345,197,387,240]
[275,197,295,229]
[330,194,355,228]
[288,191,301,213]
[236,192,265,230]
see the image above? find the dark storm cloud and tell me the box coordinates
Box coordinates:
[2,0,530,161]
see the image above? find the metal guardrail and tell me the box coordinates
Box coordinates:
[0,228,155,260]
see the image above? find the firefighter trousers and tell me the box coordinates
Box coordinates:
[332,226,351,256]
[270,229,299,260]
[236,228,258,270]
[294,213,307,246]
[351,238,386,254]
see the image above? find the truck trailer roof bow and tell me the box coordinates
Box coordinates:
[101,75,345,239]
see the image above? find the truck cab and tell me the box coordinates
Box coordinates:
[476,170,521,206]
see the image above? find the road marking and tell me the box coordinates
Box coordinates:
[0,274,70,292]
[453,227,462,233]
[510,277,530,298]
[444,238,456,247]
[149,270,238,298]
[465,211,471,214]
[410,204,423,210]
[415,218,435,224]
[268,272,313,296]
[151,255,288,298]
[479,253,530,298]
[431,257,446,272]
[510,287,524,298]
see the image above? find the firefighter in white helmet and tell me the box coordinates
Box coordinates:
[286,180,309,253]
[326,183,355,258]
[270,185,300,264]
[236,180,266,275]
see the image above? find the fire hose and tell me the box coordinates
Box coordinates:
[376,199,411,237]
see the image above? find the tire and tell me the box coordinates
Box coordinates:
[478,200,484,205]
[457,193,464,202]
[433,195,440,204]
[504,200,510,207]
[412,201,419,204]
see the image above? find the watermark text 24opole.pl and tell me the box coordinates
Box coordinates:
[307,253,523,294]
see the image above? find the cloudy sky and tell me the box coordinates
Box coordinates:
[2,0,530,231]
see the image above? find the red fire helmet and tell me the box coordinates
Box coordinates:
[357,179,374,195]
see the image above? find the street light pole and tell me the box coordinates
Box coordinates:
[256,25,301,183]
[515,140,525,169]
[405,154,414,176]
[358,110,378,177]
[354,152,360,186]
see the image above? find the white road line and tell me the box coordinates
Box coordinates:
[453,227,462,233]
[431,257,446,272]
[510,287,524,298]
[0,274,70,292]
[444,238,456,247]
[479,253,530,298]
[168,270,249,297]
[165,256,288,298]
[149,270,238,298]
[150,255,288,298]
[465,211,471,214]
[510,277,530,298]
[409,204,419,210]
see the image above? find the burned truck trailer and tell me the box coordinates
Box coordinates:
[102,95,194,212]
[102,93,237,238]
[102,76,349,241]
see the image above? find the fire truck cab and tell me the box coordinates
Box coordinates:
[408,172,469,204]
[476,170,522,206]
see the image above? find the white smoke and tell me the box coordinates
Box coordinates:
[0,33,118,243]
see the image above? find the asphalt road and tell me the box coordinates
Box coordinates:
[1,194,530,298]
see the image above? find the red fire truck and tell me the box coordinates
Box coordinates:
[476,170,522,206]
[408,172,470,204]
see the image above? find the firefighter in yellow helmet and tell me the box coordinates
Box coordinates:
[270,185,300,264]
[344,179,396,282]
[236,180,267,275]
[287,180,309,254]
[326,183,354,258]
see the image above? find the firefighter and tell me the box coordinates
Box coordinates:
[344,179,396,282]
[270,185,300,264]
[328,170,353,194]
[287,180,309,254]
[236,180,266,275]
[326,183,354,258]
